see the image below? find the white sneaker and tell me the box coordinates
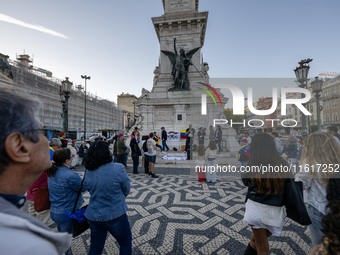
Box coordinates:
[161,151,166,153]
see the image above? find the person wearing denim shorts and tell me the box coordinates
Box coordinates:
[145,133,158,178]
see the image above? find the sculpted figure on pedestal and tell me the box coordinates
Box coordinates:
[153,66,160,86]
[201,62,210,83]
[161,38,200,91]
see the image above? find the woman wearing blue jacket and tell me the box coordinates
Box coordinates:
[84,141,131,255]
[48,148,84,234]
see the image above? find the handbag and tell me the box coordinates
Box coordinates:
[34,187,50,212]
[70,170,89,238]
[71,205,89,238]
[284,179,312,226]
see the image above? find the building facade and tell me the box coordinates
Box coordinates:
[321,75,340,128]
[117,92,138,132]
[244,97,278,133]
[245,75,340,135]
[0,53,123,139]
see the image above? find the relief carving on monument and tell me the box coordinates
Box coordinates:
[153,66,160,86]
[139,88,150,99]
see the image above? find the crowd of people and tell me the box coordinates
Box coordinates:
[239,128,340,255]
[1,89,340,254]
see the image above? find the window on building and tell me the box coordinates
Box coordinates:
[333,114,338,122]
[325,102,329,110]
[177,114,182,121]
[325,114,330,122]
[332,100,337,108]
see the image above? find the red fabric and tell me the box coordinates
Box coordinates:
[197,167,206,182]
[26,171,48,201]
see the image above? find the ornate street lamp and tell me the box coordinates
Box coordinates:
[294,58,312,136]
[311,76,323,131]
[81,75,90,140]
[60,77,73,136]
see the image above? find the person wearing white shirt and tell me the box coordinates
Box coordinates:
[145,133,158,178]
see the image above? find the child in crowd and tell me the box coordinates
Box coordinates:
[238,139,250,167]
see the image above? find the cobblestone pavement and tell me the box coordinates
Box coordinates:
[64,164,312,255]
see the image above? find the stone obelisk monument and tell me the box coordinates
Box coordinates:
[135,0,238,152]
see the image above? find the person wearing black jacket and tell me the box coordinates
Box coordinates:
[130,131,141,174]
[78,141,89,166]
[161,127,169,152]
[284,135,298,168]
[117,136,128,167]
[241,133,290,255]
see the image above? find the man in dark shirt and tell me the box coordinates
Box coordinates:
[186,124,195,160]
[197,127,206,146]
[161,127,170,152]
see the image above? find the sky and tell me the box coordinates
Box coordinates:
[1,0,340,104]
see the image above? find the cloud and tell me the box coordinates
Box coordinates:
[0,13,69,39]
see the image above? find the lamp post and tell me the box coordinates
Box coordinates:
[294,58,312,136]
[311,76,323,131]
[60,77,73,136]
[81,75,90,140]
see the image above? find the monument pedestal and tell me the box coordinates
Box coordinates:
[134,0,239,154]
[136,72,237,151]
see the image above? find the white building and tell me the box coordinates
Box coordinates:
[0,53,123,139]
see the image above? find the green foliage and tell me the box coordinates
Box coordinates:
[223,108,244,133]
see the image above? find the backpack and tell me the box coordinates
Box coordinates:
[142,141,148,153]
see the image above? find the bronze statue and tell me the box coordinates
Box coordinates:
[161,38,200,90]
[298,58,313,66]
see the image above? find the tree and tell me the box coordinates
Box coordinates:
[223,108,245,133]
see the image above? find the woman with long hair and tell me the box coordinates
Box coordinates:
[84,141,132,255]
[48,148,84,234]
[296,132,340,247]
[242,133,289,255]
[309,171,340,255]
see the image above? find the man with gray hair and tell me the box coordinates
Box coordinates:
[50,137,62,149]
[0,90,71,254]
[49,138,62,163]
